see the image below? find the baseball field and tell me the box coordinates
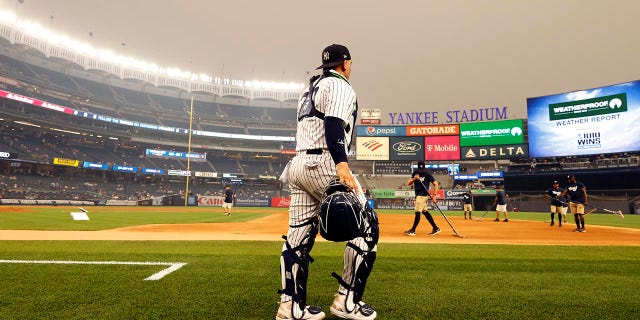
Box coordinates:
[1,205,639,319]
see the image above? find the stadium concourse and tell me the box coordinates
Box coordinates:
[1,206,639,246]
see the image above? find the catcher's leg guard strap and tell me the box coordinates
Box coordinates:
[279,222,318,316]
[333,206,379,308]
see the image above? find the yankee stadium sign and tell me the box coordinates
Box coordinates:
[388,106,509,124]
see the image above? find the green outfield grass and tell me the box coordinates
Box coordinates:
[0,241,638,319]
[0,206,637,230]
[0,206,270,230]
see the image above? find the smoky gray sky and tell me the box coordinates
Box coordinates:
[2,0,639,122]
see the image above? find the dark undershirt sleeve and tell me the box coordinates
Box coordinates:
[324,116,348,165]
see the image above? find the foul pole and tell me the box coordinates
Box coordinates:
[184,96,194,206]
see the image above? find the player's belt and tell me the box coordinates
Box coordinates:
[305,148,324,155]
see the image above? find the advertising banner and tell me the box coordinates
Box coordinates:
[197,196,224,206]
[356,137,389,160]
[460,144,529,160]
[395,190,415,198]
[53,157,79,167]
[113,165,138,173]
[235,198,270,207]
[444,189,469,200]
[454,174,478,180]
[477,171,504,179]
[195,171,217,177]
[82,162,109,170]
[459,119,524,146]
[424,135,460,160]
[370,189,396,199]
[0,90,75,114]
[527,80,640,157]
[389,137,423,161]
[168,170,191,176]
[0,152,18,159]
[142,168,165,175]
[146,149,207,161]
[356,125,406,137]
[406,124,459,136]
[271,197,291,208]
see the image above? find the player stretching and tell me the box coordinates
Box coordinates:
[275,44,378,320]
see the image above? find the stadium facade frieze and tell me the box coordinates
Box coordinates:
[387,106,509,125]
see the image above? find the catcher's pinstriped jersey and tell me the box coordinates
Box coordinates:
[296,69,357,153]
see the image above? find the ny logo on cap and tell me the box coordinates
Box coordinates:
[323,51,330,61]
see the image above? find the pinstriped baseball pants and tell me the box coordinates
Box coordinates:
[280,151,377,300]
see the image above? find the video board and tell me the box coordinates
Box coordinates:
[527,80,640,157]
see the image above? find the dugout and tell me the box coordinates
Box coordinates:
[503,167,640,214]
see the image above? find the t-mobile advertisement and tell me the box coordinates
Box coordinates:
[424,135,460,160]
[527,80,640,157]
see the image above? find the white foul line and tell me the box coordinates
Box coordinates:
[0,260,187,281]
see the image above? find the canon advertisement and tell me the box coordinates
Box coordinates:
[527,80,640,157]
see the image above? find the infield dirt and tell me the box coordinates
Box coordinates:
[0,208,638,245]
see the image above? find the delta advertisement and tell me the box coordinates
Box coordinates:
[527,80,640,157]
[460,144,529,160]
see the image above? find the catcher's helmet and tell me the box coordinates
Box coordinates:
[319,179,365,242]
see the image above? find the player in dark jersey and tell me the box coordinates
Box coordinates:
[560,175,588,232]
[404,161,440,236]
[462,191,473,220]
[545,180,565,227]
[222,185,234,216]
[492,185,509,222]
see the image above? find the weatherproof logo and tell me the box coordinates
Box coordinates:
[549,93,627,120]
[511,127,523,136]
[363,140,384,151]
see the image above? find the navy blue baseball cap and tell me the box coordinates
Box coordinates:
[553,180,559,184]
[316,44,351,70]
[417,161,425,168]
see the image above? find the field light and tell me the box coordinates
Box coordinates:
[0,9,304,91]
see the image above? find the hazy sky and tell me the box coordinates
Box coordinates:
[2,0,639,122]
